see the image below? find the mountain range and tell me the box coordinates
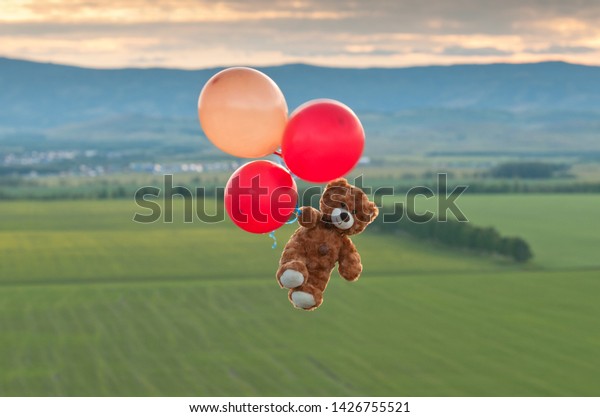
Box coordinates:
[1,57,600,130]
[2,57,600,158]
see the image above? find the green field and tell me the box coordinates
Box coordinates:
[413,194,600,269]
[0,196,599,396]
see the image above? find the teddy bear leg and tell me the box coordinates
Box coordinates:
[276,260,308,289]
[288,283,324,311]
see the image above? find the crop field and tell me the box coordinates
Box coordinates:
[0,196,598,396]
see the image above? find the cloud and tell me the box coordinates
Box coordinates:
[441,46,513,56]
[1,0,600,68]
[0,0,352,24]
[526,45,597,54]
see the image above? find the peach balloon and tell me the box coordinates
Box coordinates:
[198,67,288,158]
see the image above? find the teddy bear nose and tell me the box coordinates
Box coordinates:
[331,208,354,230]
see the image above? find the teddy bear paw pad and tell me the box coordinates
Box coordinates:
[280,269,304,288]
[291,291,316,309]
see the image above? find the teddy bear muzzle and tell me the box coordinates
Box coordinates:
[331,207,354,230]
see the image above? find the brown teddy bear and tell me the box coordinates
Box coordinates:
[276,178,379,310]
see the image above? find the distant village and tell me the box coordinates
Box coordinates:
[1,149,241,177]
[1,150,372,178]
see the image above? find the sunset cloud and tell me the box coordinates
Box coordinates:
[0,0,351,23]
[1,0,599,68]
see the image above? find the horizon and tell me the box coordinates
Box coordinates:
[1,54,594,71]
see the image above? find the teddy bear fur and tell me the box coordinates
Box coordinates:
[276,178,379,310]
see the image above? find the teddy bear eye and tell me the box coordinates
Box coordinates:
[340,202,347,209]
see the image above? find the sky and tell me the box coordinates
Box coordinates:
[1,0,600,69]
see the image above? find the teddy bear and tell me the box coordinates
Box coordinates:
[276,178,379,310]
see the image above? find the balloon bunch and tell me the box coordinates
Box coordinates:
[198,67,365,234]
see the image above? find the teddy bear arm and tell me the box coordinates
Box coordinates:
[298,206,321,229]
[337,238,362,281]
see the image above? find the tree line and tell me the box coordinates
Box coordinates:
[370,213,533,263]
[392,181,600,194]
[2,175,600,203]
[485,161,570,179]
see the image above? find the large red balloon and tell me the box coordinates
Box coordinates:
[224,160,297,234]
[282,99,364,183]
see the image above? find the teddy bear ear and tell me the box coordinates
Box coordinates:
[369,201,379,222]
[326,178,349,189]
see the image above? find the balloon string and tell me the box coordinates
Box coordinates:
[268,231,277,249]
[269,205,301,249]
[287,206,302,224]
[268,150,299,250]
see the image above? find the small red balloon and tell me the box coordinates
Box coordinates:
[282,99,364,183]
[224,160,297,234]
